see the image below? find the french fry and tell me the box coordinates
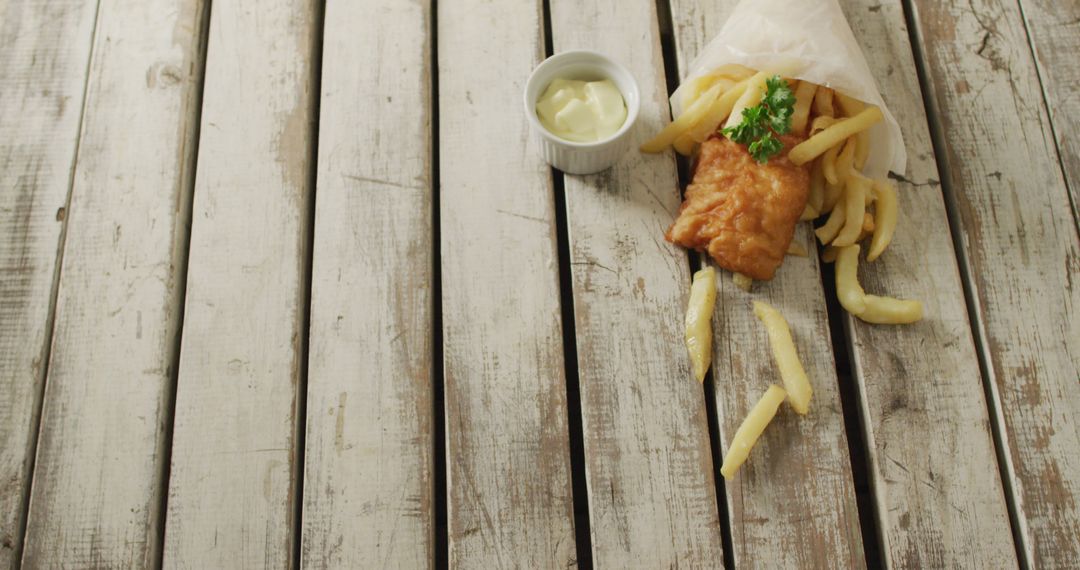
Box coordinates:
[753,301,813,414]
[812,86,834,117]
[835,245,867,314]
[689,79,750,142]
[791,81,817,135]
[821,245,839,263]
[641,82,724,153]
[810,115,839,135]
[722,71,770,131]
[800,205,819,221]
[836,244,924,323]
[681,74,722,110]
[834,92,865,117]
[808,159,826,214]
[815,192,846,244]
[720,384,787,479]
[834,93,872,168]
[835,137,857,183]
[673,135,697,156]
[685,267,717,382]
[857,212,875,242]
[823,176,844,212]
[832,175,868,247]
[733,272,753,292]
[867,178,897,261]
[860,295,923,324]
[789,106,884,165]
[821,141,843,185]
[787,241,808,257]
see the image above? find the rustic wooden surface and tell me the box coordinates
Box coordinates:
[1,0,1078,567]
[18,0,205,567]
[549,0,725,566]
[907,0,1080,567]
[841,1,1020,567]
[161,0,317,567]
[437,0,578,567]
[299,0,434,567]
[668,1,866,567]
[0,0,97,566]
[1018,0,1080,222]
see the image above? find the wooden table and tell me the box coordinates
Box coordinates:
[1,0,1077,568]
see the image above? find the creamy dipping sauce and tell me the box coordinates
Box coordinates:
[535,78,627,143]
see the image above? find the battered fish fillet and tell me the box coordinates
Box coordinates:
[666,135,810,280]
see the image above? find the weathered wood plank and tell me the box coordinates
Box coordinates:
[667,1,866,567]
[300,0,434,567]
[547,0,724,566]
[0,0,97,565]
[843,0,1020,566]
[161,0,317,567]
[437,0,578,566]
[1018,0,1080,223]
[16,0,206,567]
[907,0,1080,566]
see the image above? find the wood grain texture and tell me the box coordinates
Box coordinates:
[437,0,578,566]
[300,0,434,567]
[16,0,206,567]
[0,1,97,565]
[841,1,1020,567]
[908,0,1080,566]
[668,1,866,567]
[161,0,317,567]
[1018,0,1080,223]
[548,0,725,566]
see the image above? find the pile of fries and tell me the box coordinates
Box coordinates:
[648,64,922,325]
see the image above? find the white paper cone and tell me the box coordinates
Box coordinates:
[671,0,906,179]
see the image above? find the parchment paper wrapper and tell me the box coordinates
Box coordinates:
[671,0,905,179]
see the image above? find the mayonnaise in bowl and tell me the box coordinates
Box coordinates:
[535,78,627,143]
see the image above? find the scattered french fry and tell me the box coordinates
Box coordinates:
[684,267,717,382]
[835,245,867,314]
[860,295,924,324]
[787,241,808,257]
[733,272,753,292]
[753,301,813,414]
[720,384,787,479]
[789,106,884,165]
[821,245,839,263]
[835,244,923,323]
[867,178,897,261]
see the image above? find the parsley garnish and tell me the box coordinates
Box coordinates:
[721,75,796,163]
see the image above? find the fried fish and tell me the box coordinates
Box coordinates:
[666,135,810,280]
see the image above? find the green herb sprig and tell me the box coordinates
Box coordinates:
[721,75,796,163]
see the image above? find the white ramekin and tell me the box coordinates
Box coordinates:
[523,50,640,175]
